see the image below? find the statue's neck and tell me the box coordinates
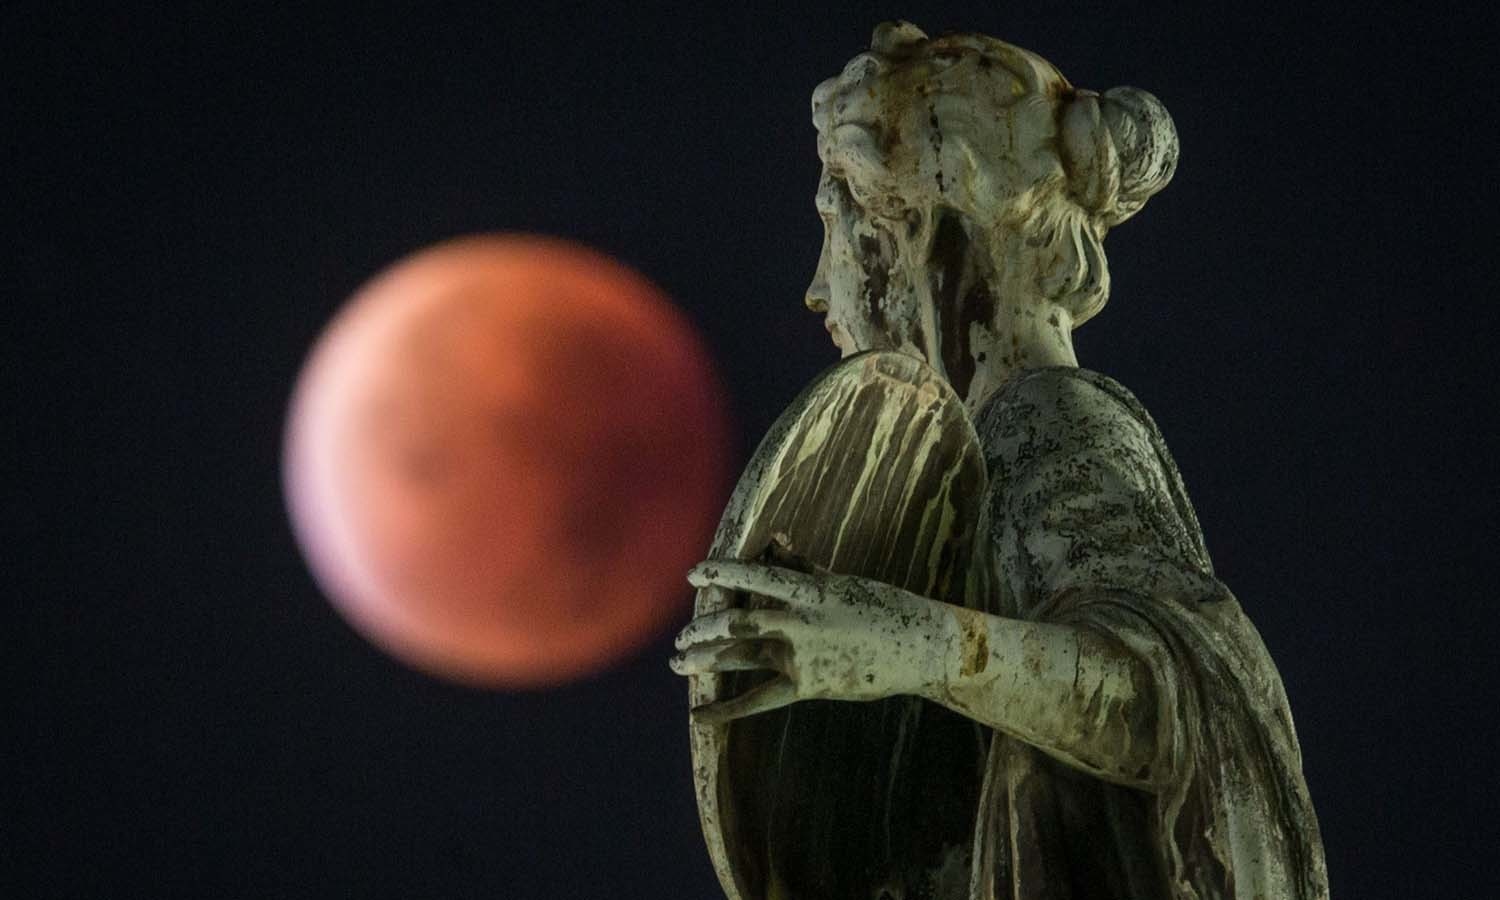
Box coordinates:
[883,208,1078,413]
[965,304,1078,409]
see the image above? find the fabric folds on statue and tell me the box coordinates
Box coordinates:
[970,368,1328,900]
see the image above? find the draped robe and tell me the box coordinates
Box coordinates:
[965,367,1328,900]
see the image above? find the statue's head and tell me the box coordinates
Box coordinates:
[806,23,1178,394]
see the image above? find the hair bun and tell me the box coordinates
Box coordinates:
[1060,86,1178,227]
[1098,87,1178,226]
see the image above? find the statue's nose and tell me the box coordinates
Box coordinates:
[805,235,831,313]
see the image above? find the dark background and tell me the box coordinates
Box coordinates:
[7,2,1497,897]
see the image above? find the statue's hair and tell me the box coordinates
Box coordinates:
[1050,84,1178,323]
[876,24,1179,325]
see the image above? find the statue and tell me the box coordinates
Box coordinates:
[671,22,1328,900]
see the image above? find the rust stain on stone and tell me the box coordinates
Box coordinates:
[956,607,988,677]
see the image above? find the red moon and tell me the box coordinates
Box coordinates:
[283,235,732,687]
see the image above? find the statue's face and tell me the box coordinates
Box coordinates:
[805,40,1063,355]
[805,168,891,357]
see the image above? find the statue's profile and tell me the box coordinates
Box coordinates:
[671,22,1328,900]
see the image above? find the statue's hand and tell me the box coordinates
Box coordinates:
[670,560,951,723]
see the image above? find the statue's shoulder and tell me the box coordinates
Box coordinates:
[974,366,1212,571]
[973,366,1155,461]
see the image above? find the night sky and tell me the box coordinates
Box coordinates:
[8,2,1497,897]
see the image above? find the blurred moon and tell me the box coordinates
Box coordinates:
[284,234,732,687]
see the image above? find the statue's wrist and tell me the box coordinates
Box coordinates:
[907,602,965,701]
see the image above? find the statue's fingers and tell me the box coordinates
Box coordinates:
[691,676,799,723]
[673,608,800,651]
[687,560,821,606]
[669,639,787,676]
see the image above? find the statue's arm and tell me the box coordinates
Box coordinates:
[958,371,1212,787]
[924,605,1158,787]
[674,562,1160,788]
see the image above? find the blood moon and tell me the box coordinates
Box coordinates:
[284,235,732,688]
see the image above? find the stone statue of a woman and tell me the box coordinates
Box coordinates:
[672,22,1327,899]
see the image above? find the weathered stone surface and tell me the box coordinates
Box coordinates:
[674,21,1327,900]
